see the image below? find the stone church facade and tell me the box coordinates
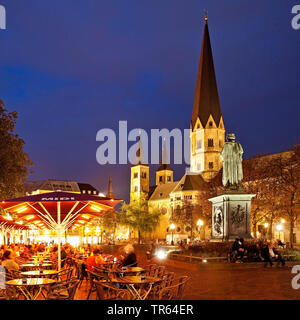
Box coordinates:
[129,17,300,244]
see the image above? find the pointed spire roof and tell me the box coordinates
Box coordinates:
[132,135,148,166]
[191,16,222,129]
[157,139,172,172]
[106,176,114,199]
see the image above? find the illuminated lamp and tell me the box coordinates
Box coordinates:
[24,215,35,221]
[16,206,27,214]
[81,214,91,219]
[90,205,101,212]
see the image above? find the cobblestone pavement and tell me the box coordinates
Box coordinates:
[75,262,300,300]
[166,265,299,300]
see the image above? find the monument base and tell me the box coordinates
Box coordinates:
[209,193,255,241]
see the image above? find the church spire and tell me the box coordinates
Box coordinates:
[191,15,222,129]
[157,138,172,172]
[106,176,114,199]
[133,135,148,166]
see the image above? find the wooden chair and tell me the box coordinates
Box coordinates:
[158,276,189,300]
[86,269,110,300]
[145,264,158,277]
[46,278,80,300]
[93,280,132,300]
[157,266,166,278]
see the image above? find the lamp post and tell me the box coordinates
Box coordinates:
[264,222,269,239]
[170,223,176,246]
[96,226,100,245]
[197,219,204,241]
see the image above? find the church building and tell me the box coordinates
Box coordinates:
[130,16,223,241]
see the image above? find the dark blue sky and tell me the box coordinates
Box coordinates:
[1,0,300,202]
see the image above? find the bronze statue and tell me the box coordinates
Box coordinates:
[221,133,243,188]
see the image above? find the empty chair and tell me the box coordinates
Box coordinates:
[158,276,189,300]
[93,280,132,300]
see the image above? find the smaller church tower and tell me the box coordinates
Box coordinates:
[130,136,149,202]
[106,176,114,199]
[190,15,225,180]
[156,139,173,185]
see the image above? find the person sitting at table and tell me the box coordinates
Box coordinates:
[1,250,20,271]
[50,246,58,261]
[121,244,137,267]
[86,249,104,272]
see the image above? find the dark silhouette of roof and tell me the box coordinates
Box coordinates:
[157,163,172,172]
[191,19,222,129]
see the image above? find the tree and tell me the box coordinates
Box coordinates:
[271,145,300,248]
[90,209,119,241]
[0,99,33,200]
[118,194,161,244]
[171,192,212,240]
[243,155,283,239]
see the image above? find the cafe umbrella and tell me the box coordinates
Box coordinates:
[0,191,121,270]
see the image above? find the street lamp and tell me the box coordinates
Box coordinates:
[264,222,269,239]
[197,219,204,241]
[96,226,100,244]
[281,219,286,224]
[276,224,283,231]
[170,223,176,246]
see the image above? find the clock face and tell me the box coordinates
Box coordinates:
[213,206,223,236]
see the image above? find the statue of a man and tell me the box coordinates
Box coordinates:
[221,133,244,188]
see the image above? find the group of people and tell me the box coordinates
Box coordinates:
[231,238,286,266]
[1,241,138,274]
[85,244,137,272]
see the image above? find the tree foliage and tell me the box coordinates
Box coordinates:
[0,99,33,200]
[118,194,161,244]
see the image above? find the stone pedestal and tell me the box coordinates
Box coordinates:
[209,193,255,241]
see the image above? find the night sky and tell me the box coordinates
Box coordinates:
[0,1,299,202]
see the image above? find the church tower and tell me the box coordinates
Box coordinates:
[106,176,114,199]
[130,137,149,202]
[190,15,225,180]
[156,139,174,185]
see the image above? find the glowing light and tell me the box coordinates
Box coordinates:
[203,259,207,263]
[4,215,13,221]
[264,223,269,228]
[77,220,86,224]
[90,205,101,212]
[276,224,283,231]
[16,206,27,213]
[96,226,100,234]
[99,193,105,197]
[197,219,204,227]
[81,214,91,219]
[156,249,167,260]
[24,215,35,221]
[170,224,176,230]
[281,219,286,224]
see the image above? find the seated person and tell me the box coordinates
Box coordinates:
[1,250,20,271]
[86,249,104,272]
[236,238,245,262]
[262,242,285,267]
[50,246,58,261]
[121,244,137,267]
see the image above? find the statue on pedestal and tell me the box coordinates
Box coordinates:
[221,133,244,189]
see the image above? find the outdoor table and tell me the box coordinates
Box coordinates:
[21,270,59,278]
[113,267,146,277]
[20,263,53,270]
[110,275,162,300]
[6,278,56,300]
[29,259,52,264]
